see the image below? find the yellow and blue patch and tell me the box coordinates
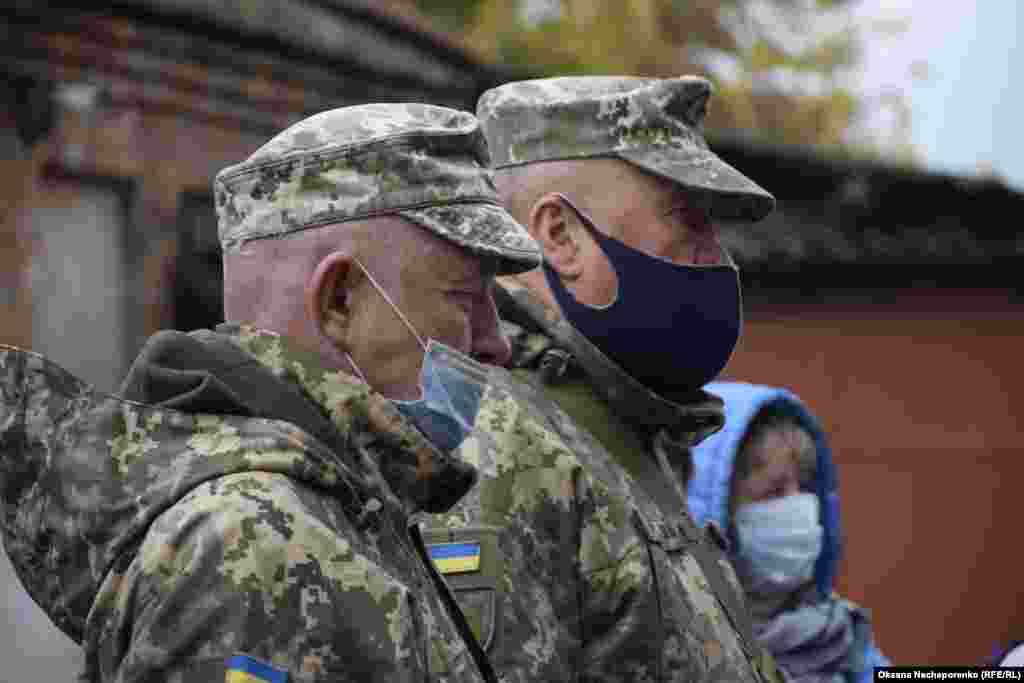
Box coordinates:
[225,654,289,683]
[427,541,481,574]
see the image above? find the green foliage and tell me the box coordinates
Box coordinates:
[411,0,483,32]
[409,0,911,157]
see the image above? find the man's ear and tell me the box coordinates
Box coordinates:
[305,251,356,348]
[528,193,584,279]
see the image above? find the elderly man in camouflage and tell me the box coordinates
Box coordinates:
[0,104,542,682]
[428,77,784,683]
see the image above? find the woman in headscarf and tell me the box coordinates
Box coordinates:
[689,382,889,683]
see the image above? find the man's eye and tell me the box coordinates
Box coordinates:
[449,290,478,308]
[666,208,689,226]
[670,207,713,233]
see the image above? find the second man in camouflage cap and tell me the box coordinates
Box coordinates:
[429,76,784,683]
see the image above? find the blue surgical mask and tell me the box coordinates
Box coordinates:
[390,340,488,454]
[347,262,488,454]
[733,492,823,594]
[543,194,741,396]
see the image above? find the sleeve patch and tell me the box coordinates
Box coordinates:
[427,541,481,574]
[225,654,289,683]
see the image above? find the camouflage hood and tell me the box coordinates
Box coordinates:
[0,324,476,643]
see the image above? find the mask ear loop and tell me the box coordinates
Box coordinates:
[345,352,370,385]
[346,259,430,401]
[548,192,621,310]
[552,192,599,240]
[352,259,427,351]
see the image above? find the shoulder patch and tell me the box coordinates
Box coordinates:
[427,541,481,574]
[423,526,503,651]
[225,654,289,683]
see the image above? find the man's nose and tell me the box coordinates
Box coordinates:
[689,224,724,266]
[472,322,512,367]
[471,296,512,367]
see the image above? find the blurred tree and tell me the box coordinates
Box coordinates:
[405,0,908,157]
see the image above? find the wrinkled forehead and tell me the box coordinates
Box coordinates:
[246,103,479,165]
[742,424,816,483]
[751,423,814,455]
[393,216,494,280]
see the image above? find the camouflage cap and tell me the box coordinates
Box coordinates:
[214,103,541,274]
[477,76,775,222]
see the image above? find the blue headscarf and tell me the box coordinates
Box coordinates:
[689,383,889,681]
[688,381,842,597]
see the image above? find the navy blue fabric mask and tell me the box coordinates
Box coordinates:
[543,194,742,396]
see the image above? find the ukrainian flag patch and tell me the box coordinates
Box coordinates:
[428,541,481,574]
[225,654,289,683]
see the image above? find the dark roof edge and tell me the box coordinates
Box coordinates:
[739,263,1024,297]
[312,0,508,85]
[708,129,1024,197]
[9,0,496,96]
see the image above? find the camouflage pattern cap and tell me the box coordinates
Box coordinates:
[215,103,541,274]
[478,76,775,222]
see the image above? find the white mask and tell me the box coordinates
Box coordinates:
[733,492,823,594]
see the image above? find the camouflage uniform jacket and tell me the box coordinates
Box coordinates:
[0,324,497,683]
[428,282,784,683]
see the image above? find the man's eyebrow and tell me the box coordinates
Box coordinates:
[453,257,501,284]
[662,185,692,209]
[665,189,713,217]
[661,196,686,214]
[441,267,486,289]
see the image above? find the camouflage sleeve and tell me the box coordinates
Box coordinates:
[466,460,650,682]
[443,371,659,681]
[455,457,584,682]
[578,476,781,683]
[574,472,660,666]
[85,470,425,683]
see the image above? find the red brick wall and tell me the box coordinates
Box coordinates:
[0,133,52,349]
[723,290,1024,665]
[10,102,268,351]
